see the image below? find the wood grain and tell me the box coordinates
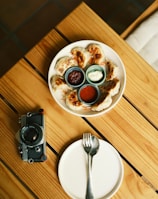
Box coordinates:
[0,160,35,199]
[1,95,158,199]
[1,2,158,199]
[87,99,158,188]
[25,29,68,78]
[56,2,158,128]
[121,0,158,39]
[0,99,70,199]
[24,25,158,188]
[0,59,98,152]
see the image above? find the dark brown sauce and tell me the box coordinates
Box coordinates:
[68,70,84,85]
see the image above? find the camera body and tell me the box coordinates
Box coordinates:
[18,109,47,163]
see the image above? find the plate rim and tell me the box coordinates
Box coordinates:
[48,40,126,117]
[58,139,124,199]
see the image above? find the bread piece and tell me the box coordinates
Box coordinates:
[100,78,120,97]
[66,90,89,111]
[87,44,105,65]
[71,47,90,68]
[91,92,112,111]
[51,75,72,98]
[55,56,78,76]
[105,60,119,81]
[92,78,120,111]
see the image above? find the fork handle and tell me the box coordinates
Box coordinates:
[86,154,94,199]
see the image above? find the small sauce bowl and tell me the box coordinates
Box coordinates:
[86,65,106,86]
[78,84,100,105]
[64,66,85,88]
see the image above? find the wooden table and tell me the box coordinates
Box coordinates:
[0,2,158,199]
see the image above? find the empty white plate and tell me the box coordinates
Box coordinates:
[58,139,124,199]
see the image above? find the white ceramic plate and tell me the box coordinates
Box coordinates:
[48,40,126,117]
[58,139,124,199]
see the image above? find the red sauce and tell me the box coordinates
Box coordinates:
[68,70,84,85]
[80,85,98,103]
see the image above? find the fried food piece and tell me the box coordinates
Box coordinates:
[105,60,119,81]
[100,78,120,96]
[51,75,72,97]
[66,90,89,111]
[55,56,78,76]
[71,47,90,68]
[91,92,112,111]
[92,78,120,111]
[87,44,105,65]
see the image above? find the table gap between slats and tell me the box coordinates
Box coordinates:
[0,158,38,199]
[0,92,141,177]
[0,93,58,156]
[0,3,157,196]
[0,66,158,195]
[22,28,158,189]
[1,83,158,198]
[0,60,153,180]
[25,25,157,131]
[55,2,158,129]
[0,97,71,199]
[53,29,158,130]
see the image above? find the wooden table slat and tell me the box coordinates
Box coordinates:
[1,2,158,198]
[25,29,68,78]
[1,91,158,199]
[0,99,70,199]
[0,59,99,152]
[88,99,158,188]
[24,23,158,188]
[56,2,158,128]
[0,160,35,199]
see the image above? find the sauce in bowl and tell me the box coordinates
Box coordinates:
[88,70,103,82]
[68,70,84,85]
[65,66,85,88]
[78,84,100,105]
[86,65,106,86]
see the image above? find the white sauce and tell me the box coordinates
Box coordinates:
[88,70,103,82]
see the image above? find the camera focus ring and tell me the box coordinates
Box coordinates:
[20,124,43,146]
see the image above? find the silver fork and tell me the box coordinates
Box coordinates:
[83,133,94,199]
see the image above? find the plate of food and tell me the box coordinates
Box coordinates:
[48,40,126,117]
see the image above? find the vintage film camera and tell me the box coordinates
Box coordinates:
[17,109,47,163]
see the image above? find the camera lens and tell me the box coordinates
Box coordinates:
[20,124,43,146]
[24,127,38,143]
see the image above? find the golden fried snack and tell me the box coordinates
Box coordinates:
[66,90,89,111]
[71,47,90,68]
[87,44,105,65]
[92,78,120,111]
[91,92,112,111]
[100,78,120,96]
[51,75,72,98]
[105,60,119,81]
[55,56,78,76]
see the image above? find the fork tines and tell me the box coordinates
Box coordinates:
[83,133,92,147]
